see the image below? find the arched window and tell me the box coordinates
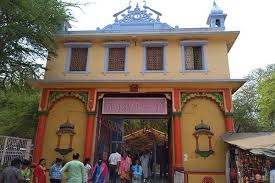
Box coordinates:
[215,19,221,27]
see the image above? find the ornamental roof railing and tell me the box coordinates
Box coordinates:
[98,1,174,32]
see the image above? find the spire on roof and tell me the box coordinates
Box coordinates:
[211,0,223,14]
[207,0,227,30]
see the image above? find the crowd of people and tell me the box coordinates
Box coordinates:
[0,149,156,183]
[106,149,153,183]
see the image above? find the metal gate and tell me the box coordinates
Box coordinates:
[0,136,32,166]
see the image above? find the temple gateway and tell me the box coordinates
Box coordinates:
[31,1,245,182]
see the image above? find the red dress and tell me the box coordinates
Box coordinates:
[32,165,46,183]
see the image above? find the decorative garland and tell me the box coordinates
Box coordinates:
[181,92,224,111]
[101,118,123,132]
[48,91,88,110]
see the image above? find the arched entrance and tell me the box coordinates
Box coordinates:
[94,93,172,182]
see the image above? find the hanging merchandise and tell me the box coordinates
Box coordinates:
[232,148,273,183]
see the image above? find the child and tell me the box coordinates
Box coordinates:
[21,159,31,183]
[132,159,143,183]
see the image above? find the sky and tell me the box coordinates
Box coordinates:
[69,0,275,79]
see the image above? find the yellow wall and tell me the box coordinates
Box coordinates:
[45,39,230,80]
[42,98,87,168]
[181,98,226,173]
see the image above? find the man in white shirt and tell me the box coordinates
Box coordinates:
[109,149,121,183]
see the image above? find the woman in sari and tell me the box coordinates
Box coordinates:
[118,152,132,183]
[92,157,109,183]
[32,158,46,183]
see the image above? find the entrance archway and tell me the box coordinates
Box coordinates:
[94,93,172,181]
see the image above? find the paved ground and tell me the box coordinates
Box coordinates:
[146,176,169,183]
[114,175,169,183]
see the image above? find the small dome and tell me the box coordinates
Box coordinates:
[211,1,223,14]
[195,121,210,131]
[60,121,74,130]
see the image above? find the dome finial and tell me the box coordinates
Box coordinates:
[210,0,223,14]
[213,0,217,7]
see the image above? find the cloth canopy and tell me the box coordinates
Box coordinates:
[223,132,275,157]
[124,128,168,151]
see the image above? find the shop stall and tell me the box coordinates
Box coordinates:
[223,132,275,183]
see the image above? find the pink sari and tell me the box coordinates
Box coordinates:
[118,156,131,180]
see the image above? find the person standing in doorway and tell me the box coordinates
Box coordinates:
[140,150,150,181]
[108,148,121,183]
[83,158,92,183]
[60,153,85,183]
[33,158,46,183]
[49,158,62,183]
[132,159,143,183]
[118,152,132,183]
[0,158,23,183]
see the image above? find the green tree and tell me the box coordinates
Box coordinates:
[0,0,75,89]
[0,0,78,138]
[233,64,275,132]
[257,72,275,128]
[0,90,39,138]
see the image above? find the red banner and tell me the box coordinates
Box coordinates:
[102,97,167,115]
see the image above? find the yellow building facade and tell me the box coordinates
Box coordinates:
[31,2,245,182]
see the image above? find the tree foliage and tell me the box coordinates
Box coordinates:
[233,64,275,132]
[0,90,39,138]
[0,0,75,89]
[0,0,78,138]
[124,119,168,135]
[257,72,275,128]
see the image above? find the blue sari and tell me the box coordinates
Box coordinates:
[92,162,109,183]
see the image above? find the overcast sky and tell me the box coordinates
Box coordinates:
[69,0,275,79]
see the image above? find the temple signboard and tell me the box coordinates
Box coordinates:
[102,97,167,115]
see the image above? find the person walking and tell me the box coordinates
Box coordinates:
[140,150,150,181]
[0,158,23,183]
[33,158,46,183]
[132,159,143,183]
[21,159,31,183]
[108,149,121,183]
[60,153,85,183]
[118,152,131,183]
[49,158,62,183]
[83,158,92,183]
[92,156,109,183]
[270,161,275,183]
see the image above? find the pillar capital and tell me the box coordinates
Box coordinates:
[87,111,97,116]
[173,112,182,117]
[38,111,49,116]
[39,89,49,112]
[173,89,181,112]
[224,112,234,118]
